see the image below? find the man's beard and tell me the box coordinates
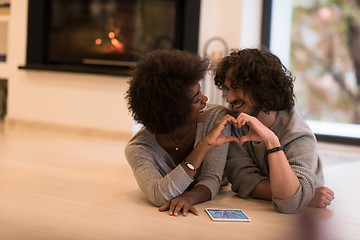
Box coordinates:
[229,103,261,118]
[248,106,261,118]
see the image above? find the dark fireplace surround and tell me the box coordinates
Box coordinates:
[20,0,200,76]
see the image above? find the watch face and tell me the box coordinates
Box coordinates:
[187,163,195,170]
[186,162,197,171]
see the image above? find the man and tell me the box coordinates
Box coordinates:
[213,48,334,213]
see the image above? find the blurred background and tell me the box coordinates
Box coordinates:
[0,0,359,144]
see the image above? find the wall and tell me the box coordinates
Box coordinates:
[198,0,262,104]
[4,0,262,138]
[5,0,133,139]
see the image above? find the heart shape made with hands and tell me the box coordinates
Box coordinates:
[233,113,276,146]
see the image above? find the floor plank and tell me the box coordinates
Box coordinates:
[0,127,359,239]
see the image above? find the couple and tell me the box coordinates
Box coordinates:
[125,48,334,215]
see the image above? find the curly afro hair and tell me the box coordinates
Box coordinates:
[213,48,295,112]
[126,49,209,134]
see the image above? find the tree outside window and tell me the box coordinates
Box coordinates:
[291,0,360,125]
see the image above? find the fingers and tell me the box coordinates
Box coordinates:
[223,135,241,144]
[321,194,333,207]
[325,193,334,202]
[162,199,198,217]
[228,115,240,128]
[236,113,253,127]
[158,201,170,212]
[319,186,335,204]
[323,199,332,207]
[318,186,335,199]
[168,200,176,216]
[175,205,199,216]
[224,114,238,124]
[309,186,335,208]
[182,207,189,216]
[216,114,239,129]
[238,135,251,145]
[189,206,199,216]
[173,202,183,216]
[323,186,335,197]
[166,199,183,216]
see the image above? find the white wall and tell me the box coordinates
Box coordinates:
[4,0,263,137]
[198,0,262,105]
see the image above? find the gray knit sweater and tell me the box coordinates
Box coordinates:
[226,108,324,213]
[125,104,230,207]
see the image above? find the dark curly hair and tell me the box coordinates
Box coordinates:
[126,49,209,134]
[213,48,295,112]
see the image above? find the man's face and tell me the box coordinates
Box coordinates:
[224,68,260,117]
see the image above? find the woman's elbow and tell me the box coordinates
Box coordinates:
[147,188,171,207]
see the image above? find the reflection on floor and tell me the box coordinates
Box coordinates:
[317,141,360,166]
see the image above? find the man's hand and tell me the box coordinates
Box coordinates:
[308,186,335,208]
[237,113,277,146]
[158,194,199,217]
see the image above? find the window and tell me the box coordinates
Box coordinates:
[269,0,360,144]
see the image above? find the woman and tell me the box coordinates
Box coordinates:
[125,49,239,217]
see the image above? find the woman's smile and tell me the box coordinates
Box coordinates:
[199,105,207,115]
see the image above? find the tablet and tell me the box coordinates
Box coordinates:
[205,208,251,222]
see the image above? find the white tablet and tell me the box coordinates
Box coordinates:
[205,208,251,222]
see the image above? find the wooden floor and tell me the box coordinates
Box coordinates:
[0,125,360,240]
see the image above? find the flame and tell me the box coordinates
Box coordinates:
[108,32,115,39]
[111,38,124,51]
[95,38,102,45]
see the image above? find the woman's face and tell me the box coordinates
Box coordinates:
[186,83,208,124]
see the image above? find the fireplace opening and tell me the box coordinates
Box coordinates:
[21,0,200,76]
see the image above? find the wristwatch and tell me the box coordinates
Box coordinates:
[184,160,198,171]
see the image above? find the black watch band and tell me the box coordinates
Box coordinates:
[266,146,284,155]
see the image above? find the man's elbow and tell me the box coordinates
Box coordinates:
[272,197,309,214]
[273,203,302,214]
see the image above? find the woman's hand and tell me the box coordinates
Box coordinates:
[204,114,240,148]
[237,113,278,147]
[158,194,198,216]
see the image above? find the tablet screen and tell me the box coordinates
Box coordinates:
[205,209,251,222]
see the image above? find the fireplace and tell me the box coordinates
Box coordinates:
[21,0,200,76]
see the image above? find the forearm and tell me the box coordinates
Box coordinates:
[181,138,213,178]
[266,137,300,200]
[250,180,272,200]
[183,184,212,205]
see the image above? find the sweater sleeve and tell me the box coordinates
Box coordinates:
[195,125,230,199]
[125,144,193,207]
[194,105,231,199]
[225,140,269,198]
[272,134,319,214]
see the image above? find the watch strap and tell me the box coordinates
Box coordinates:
[266,146,284,155]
